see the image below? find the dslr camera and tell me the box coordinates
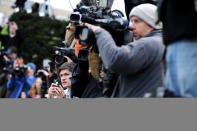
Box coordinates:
[53,46,75,67]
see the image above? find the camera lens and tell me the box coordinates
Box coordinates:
[55,55,64,64]
[70,13,81,23]
[55,55,68,66]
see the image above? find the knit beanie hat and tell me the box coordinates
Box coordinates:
[27,62,36,73]
[129,3,162,29]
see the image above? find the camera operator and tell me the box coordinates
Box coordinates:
[48,62,76,99]
[85,3,165,97]
[7,60,36,98]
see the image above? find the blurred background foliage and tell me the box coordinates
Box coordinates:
[9,12,69,69]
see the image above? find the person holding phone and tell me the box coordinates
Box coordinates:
[48,62,75,99]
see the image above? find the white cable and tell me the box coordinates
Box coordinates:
[68,0,74,10]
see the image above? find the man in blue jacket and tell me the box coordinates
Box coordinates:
[7,61,36,98]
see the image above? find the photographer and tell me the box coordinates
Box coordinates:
[85,4,165,97]
[0,21,23,52]
[48,62,76,99]
[7,60,36,98]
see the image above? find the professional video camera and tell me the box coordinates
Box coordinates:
[70,0,133,48]
[53,46,76,67]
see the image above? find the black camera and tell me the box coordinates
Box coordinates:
[13,66,27,77]
[70,0,133,48]
[35,68,47,78]
[53,47,75,67]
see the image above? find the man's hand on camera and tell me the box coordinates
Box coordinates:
[37,69,49,77]
[84,23,101,32]
[64,56,73,63]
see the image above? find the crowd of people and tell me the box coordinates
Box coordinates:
[0,0,197,98]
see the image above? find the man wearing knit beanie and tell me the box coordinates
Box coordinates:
[84,3,165,97]
[129,3,162,29]
[129,3,162,40]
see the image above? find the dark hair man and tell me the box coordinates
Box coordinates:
[48,62,75,98]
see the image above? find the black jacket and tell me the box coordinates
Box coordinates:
[0,27,23,50]
[158,0,197,45]
[71,49,103,98]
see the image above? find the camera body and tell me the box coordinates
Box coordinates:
[13,65,27,77]
[53,47,75,67]
[70,2,132,48]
